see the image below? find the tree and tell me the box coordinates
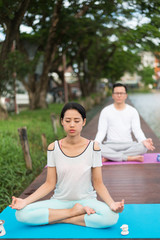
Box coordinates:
[0,0,30,94]
[64,0,160,92]
[0,0,30,117]
[139,66,155,86]
[1,0,160,110]
[8,0,94,108]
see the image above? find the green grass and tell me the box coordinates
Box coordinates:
[0,103,65,212]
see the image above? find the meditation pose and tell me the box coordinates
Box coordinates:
[95,83,155,162]
[10,102,124,228]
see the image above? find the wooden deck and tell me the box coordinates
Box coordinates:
[81,98,160,204]
[19,98,160,240]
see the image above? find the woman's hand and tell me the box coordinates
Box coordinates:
[110,199,124,213]
[9,196,27,210]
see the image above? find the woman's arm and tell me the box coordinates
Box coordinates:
[92,167,124,213]
[10,167,57,210]
[25,167,57,205]
[92,167,114,206]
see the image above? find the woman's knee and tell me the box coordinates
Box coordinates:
[87,204,119,228]
[109,211,119,226]
[16,209,26,223]
[100,210,119,228]
[16,206,49,225]
[15,205,34,224]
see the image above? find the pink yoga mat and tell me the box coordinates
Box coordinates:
[103,153,160,165]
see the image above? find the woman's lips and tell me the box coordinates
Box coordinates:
[69,130,75,133]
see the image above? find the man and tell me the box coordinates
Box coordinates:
[95,83,155,162]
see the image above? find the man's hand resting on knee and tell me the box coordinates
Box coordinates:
[142,138,155,151]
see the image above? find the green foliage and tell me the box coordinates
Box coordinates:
[0,103,64,213]
[0,133,31,211]
[1,0,160,101]
[0,0,22,21]
[4,50,43,81]
[139,66,155,86]
[106,50,141,82]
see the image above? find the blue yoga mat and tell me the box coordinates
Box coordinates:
[0,204,160,238]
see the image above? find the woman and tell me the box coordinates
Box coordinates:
[10,102,124,228]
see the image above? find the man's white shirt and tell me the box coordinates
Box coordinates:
[95,104,146,143]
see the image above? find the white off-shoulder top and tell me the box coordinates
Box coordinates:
[47,140,102,201]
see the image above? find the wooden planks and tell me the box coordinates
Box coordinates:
[101,164,160,204]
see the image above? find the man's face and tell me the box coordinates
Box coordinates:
[112,86,127,104]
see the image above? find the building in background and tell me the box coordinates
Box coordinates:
[120,51,160,88]
[154,53,160,88]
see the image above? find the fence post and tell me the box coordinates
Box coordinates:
[18,127,32,170]
[51,113,57,134]
[41,133,47,152]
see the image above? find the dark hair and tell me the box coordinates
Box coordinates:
[60,102,86,120]
[112,83,128,93]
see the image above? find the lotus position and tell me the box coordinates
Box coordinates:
[10,102,124,228]
[95,83,155,162]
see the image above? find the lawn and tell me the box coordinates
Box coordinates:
[0,103,65,212]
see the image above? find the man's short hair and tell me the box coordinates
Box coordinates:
[112,83,128,93]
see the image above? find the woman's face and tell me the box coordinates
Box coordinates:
[61,109,86,136]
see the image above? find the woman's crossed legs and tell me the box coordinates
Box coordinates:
[16,198,119,228]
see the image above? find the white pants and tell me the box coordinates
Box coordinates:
[100,141,147,161]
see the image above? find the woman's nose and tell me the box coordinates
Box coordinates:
[70,121,75,126]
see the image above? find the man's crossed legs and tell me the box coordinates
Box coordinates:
[101,141,147,162]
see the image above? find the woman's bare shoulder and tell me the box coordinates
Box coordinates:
[48,142,55,151]
[93,141,101,151]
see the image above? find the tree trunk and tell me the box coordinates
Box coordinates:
[36,0,63,109]
[0,105,8,120]
[0,0,30,62]
[26,86,47,110]
[77,60,89,97]
[0,0,30,94]
[38,90,48,108]
[28,91,38,110]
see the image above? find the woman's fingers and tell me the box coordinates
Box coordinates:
[111,199,125,213]
[12,196,17,205]
[9,196,16,208]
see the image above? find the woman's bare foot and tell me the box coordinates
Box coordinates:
[127,155,144,162]
[49,203,95,224]
[58,204,95,226]
[71,203,95,216]
[102,157,109,162]
[70,203,86,216]
[83,206,95,215]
